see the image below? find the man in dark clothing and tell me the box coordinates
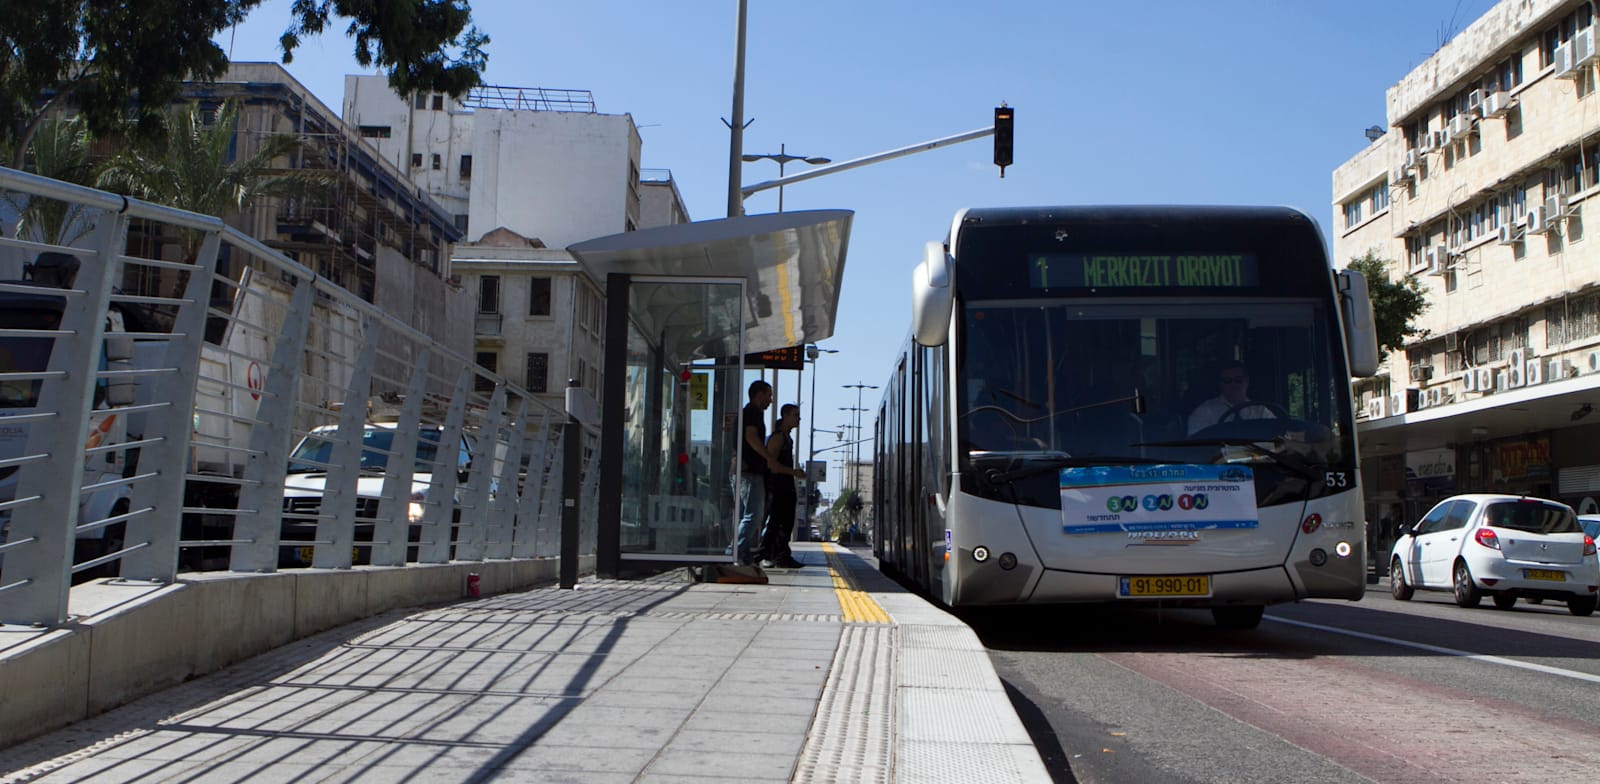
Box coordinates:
[760,404,808,569]
[735,380,774,565]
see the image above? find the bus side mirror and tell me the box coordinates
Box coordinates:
[911,241,952,346]
[1336,269,1380,377]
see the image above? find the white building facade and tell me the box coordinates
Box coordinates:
[1332,0,1600,531]
[341,78,685,413]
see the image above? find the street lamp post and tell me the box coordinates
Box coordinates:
[841,381,877,542]
[803,345,839,532]
[742,144,831,213]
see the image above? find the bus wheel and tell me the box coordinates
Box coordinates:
[1211,605,1264,630]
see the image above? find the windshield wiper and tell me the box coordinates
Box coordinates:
[984,454,1165,485]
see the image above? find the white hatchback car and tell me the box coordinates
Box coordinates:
[1389,494,1599,616]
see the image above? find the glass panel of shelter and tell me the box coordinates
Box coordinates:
[619,278,747,560]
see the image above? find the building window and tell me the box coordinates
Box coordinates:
[358,125,391,139]
[1369,183,1389,214]
[432,94,445,111]
[460,155,473,178]
[526,352,549,393]
[454,214,468,234]
[411,153,423,168]
[529,277,551,316]
[431,153,442,171]
[478,275,500,314]
[414,93,428,110]
[475,352,498,393]
[1343,200,1363,229]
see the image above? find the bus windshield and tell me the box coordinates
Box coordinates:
[959,297,1354,508]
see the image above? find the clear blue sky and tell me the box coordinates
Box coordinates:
[219,0,1496,499]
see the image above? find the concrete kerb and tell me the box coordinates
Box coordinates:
[0,555,590,749]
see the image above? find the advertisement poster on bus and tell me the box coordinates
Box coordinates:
[1059,464,1258,534]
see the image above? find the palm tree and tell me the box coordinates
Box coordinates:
[4,115,98,246]
[96,99,325,266]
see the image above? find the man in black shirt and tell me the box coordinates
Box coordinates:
[760,403,808,568]
[735,380,775,566]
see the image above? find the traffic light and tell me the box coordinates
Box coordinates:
[993,105,1014,177]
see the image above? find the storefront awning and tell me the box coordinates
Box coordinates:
[567,210,852,356]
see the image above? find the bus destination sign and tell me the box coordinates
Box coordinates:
[1031,253,1259,290]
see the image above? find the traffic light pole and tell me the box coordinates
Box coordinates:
[740,110,1013,200]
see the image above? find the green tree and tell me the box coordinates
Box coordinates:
[95,100,323,263]
[3,114,98,245]
[2,0,488,167]
[1347,251,1429,361]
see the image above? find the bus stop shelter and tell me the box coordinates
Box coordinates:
[567,210,852,577]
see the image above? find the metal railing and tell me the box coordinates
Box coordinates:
[0,166,596,627]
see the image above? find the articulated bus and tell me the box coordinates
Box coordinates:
[873,206,1379,628]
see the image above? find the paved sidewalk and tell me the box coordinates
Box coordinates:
[0,543,1048,783]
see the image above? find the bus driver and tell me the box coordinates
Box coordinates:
[1187,360,1276,434]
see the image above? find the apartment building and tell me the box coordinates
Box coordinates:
[342,77,688,414]
[1332,0,1600,528]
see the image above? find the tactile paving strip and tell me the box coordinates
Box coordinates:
[792,624,895,783]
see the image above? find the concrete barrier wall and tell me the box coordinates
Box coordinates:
[0,556,594,747]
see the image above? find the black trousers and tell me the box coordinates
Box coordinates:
[760,490,798,561]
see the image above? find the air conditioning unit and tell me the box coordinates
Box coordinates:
[1425,246,1448,275]
[1527,205,1550,234]
[1507,356,1526,388]
[1366,396,1387,419]
[1461,369,1478,392]
[1408,364,1433,382]
[1496,369,1511,391]
[1555,42,1577,79]
[1475,367,1495,391]
[1508,348,1526,369]
[1390,392,1406,415]
[1428,387,1445,407]
[1444,332,1460,352]
[1404,149,1420,169]
[1418,133,1436,153]
[1467,89,1483,114]
[1497,223,1522,245]
[1437,127,1454,147]
[1481,90,1511,118]
[1525,357,1543,386]
[1587,349,1600,373]
[1546,193,1568,219]
[1575,28,1596,67]
[1550,358,1575,380]
[1447,114,1474,137]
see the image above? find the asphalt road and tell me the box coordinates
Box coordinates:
[969,580,1600,784]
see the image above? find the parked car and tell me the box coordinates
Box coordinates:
[1582,514,1600,543]
[1390,494,1599,616]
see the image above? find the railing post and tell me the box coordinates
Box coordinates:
[312,318,378,569]
[416,369,470,564]
[120,230,221,582]
[371,348,430,567]
[456,383,504,561]
[487,399,528,559]
[512,411,551,559]
[229,280,314,573]
[1,211,127,625]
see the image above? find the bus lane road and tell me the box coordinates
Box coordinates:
[975,592,1600,784]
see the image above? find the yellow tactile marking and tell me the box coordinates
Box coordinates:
[822,543,891,624]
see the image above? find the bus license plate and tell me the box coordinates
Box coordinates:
[1119,575,1211,598]
[1523,569,1566,581]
